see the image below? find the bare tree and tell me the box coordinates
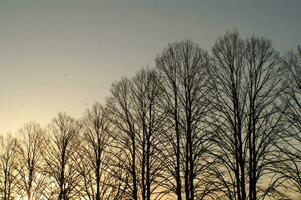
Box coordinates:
[209,31,284,200]
[244,35,283,200]
[0,134,19,200]
[76,102,126,200]
[208,31,247,200]
[278,47,301,197]
[130,68,165,200]
[107,78,139,200]
[43,113,81,200]
[107,69,165,200]
[155,43,184,200]
[17,122,48,200]
[156,40,212,200]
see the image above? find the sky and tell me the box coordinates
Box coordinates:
[0,0,301,133]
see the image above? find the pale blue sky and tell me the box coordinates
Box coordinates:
[1,0,301,133]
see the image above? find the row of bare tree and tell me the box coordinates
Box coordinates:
[1,31,300,200]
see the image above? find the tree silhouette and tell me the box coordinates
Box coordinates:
[0,134,19,200]
[156,40,212,200]
[1,31,301,200]
[17,122,48,200]
[42,113,81,200]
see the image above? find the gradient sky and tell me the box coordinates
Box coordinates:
[0,0,301,133]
